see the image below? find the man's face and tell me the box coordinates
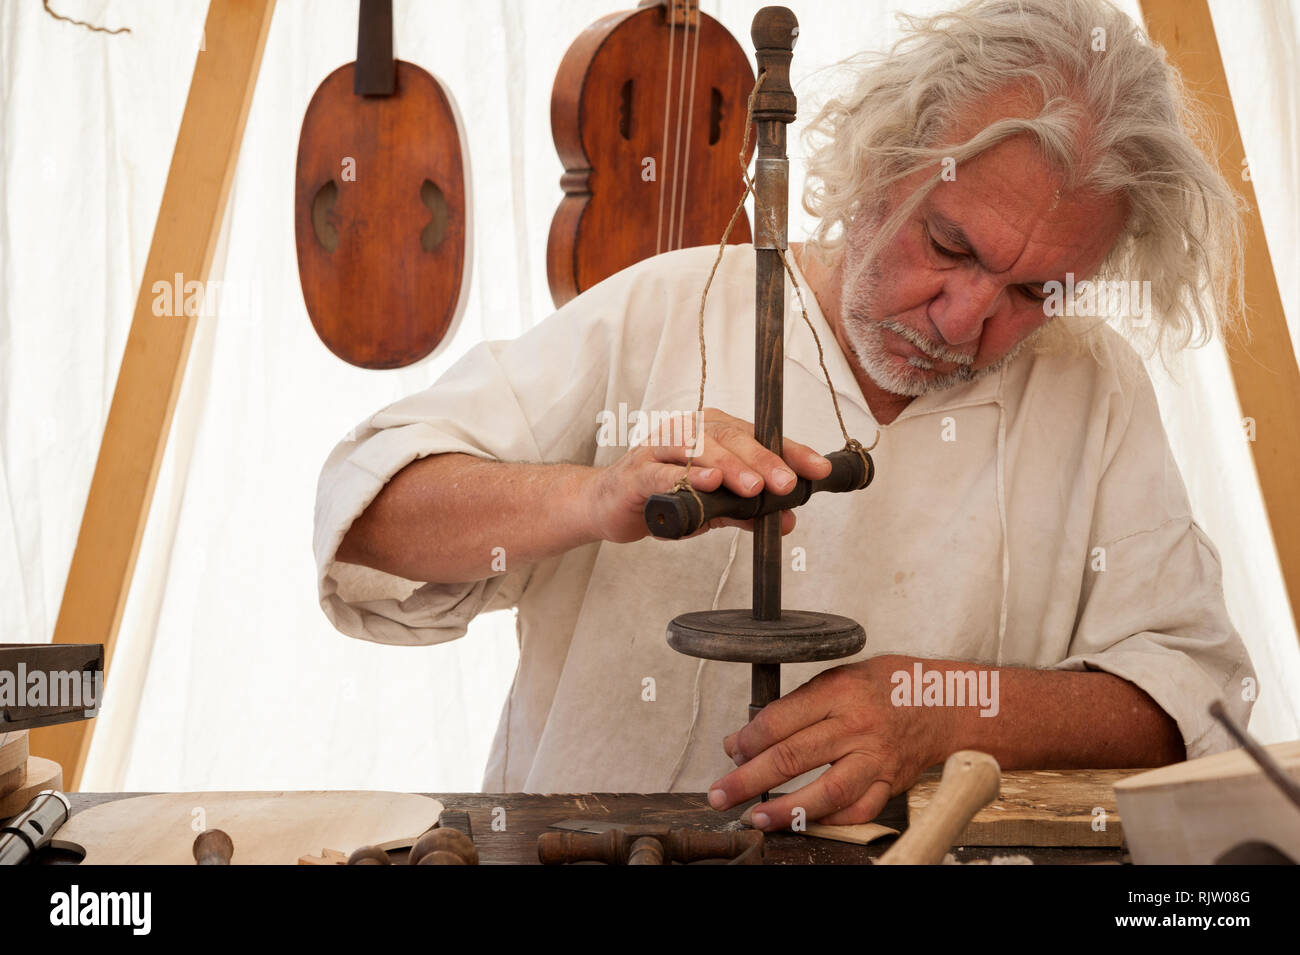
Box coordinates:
[838,135,1129,397]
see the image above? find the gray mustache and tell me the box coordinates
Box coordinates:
[879,321,975,365]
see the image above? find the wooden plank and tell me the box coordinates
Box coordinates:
[1138,0,1300,641]
[28,0,277,788]
[907,767,1145,847]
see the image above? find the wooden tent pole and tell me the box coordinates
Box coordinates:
[1139,0,1300,642]
[29,0,277,788]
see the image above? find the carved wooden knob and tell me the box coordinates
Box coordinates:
[192,828,234,865]
[347,845,392,865]
[410,827,479,866]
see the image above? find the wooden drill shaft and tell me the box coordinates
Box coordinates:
[750,5,799,801]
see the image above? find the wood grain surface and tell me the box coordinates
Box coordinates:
[0,730,28,778]
[295,60,469,369]
[1115,740,1300,864]
[56,791,443,865]
[40,792,1126,865]
[0,756,63,818]
[908,767,1143,847]
[546,2,755,306]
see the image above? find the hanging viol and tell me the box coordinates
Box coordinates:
[547,0,756,307]
[296,0,471,369]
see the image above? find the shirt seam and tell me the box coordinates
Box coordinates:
[1094,513,1193,551]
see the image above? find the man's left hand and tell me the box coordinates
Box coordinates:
[707,654,951,829]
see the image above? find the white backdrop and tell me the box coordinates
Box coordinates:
[0,0,1295,792]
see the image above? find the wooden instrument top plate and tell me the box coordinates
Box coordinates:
[57,791,443,865]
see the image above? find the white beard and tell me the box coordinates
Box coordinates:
[836,217,1039,398]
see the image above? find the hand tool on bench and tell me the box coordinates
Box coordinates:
[347,845,392,865]
[876,751,1001,865]
[409,827,479,865]
[642,6,876,804]
[540,821,763,865]
[0,790,71,865]
[193,828,234,865]
[342,810,478,865]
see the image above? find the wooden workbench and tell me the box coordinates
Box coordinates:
[42,792,1125,865]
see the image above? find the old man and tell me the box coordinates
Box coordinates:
[315,0,1252,830]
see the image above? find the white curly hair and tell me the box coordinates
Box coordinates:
[800,0,1245,362]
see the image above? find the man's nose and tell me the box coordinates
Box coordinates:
[930,273,1004,346]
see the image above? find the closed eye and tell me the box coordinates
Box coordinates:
[924,223,967,262]
[926,221,1052,302]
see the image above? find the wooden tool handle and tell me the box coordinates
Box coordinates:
[538,830,625,865]
[347,845,392,865]
[192,828,234,865]
[538,828,764,865]
[627,835,665,865]
[409,826,479,865]
[666,829,764,864]
[877,751,1000,865]
[644,448,872,539]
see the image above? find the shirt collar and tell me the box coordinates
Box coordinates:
[783,252,1005,428]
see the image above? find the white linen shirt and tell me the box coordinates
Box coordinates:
[313,244,1254,793]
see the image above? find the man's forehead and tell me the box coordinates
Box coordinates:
[921,137,1126,280]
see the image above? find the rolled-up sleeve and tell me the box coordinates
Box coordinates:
[1060,517,1253,758]
[313,281,635,646]
[1054,349,1255,758]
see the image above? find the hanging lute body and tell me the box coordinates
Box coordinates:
[547,0,755,307]
[295,0,470,369]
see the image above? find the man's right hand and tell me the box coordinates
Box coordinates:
[585,407,835,544]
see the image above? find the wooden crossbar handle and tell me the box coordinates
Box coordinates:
[876,751,1000,865]
[537,828,763,865]
[644,448,873,540]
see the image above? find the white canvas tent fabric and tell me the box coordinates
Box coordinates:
[0,0,1295,792]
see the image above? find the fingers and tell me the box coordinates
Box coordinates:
[638,462,722,501]
[746,754,887,830]
[722,676,836,766]
[815,779,894,826]
[650,409,830,498]
[705,419,803,496]
[709,719,846,809]
[650,432,768,498]
[781,434,833,481]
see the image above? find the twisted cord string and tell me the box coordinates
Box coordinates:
[670,71,878,505]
